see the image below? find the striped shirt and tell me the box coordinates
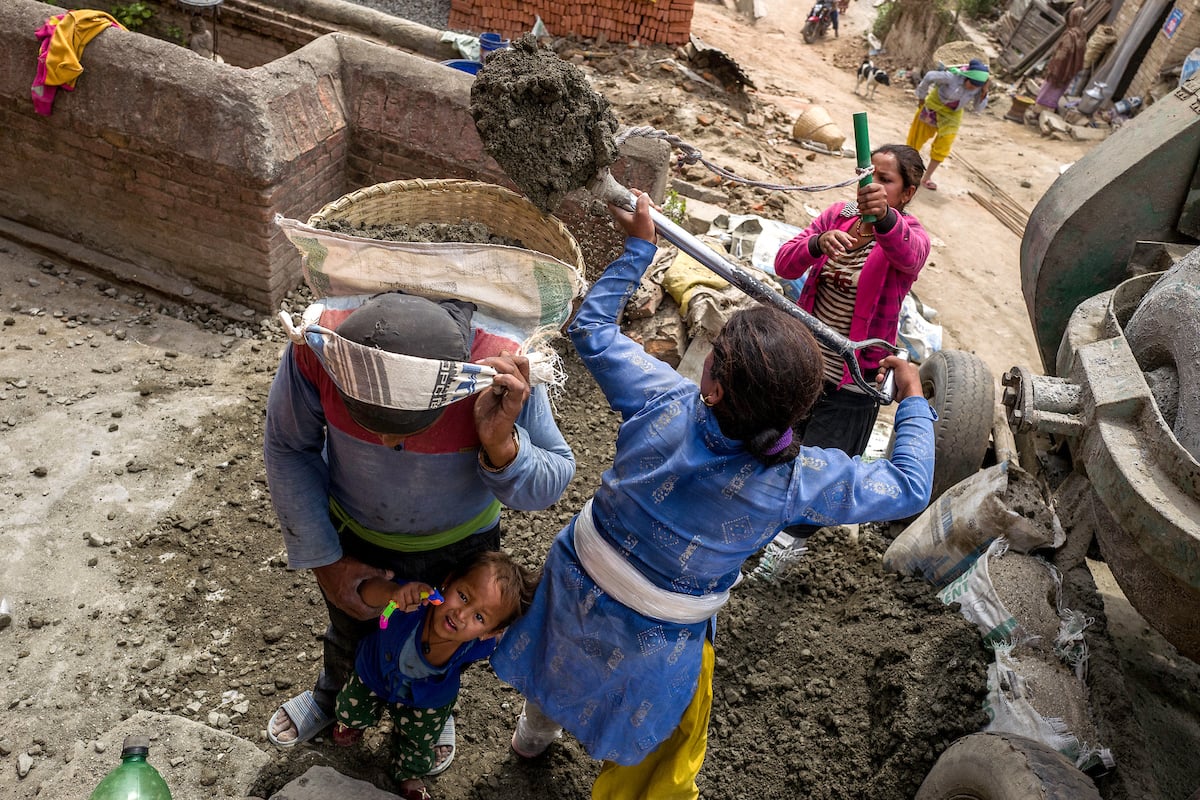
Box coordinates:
[773,201,931,388]
[813,240,875,384]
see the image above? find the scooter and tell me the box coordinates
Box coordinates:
[802,0,836,43]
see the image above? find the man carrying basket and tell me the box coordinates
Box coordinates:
[264,183,582,777]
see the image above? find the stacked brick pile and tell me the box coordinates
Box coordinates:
[449,0,695,46]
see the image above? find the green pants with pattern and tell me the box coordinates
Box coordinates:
[335,670,455,782]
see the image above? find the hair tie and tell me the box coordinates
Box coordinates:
[764,428,794,456]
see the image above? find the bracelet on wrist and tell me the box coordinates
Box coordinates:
[479,428,520,473]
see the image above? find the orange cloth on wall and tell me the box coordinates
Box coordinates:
[43,10,125,88]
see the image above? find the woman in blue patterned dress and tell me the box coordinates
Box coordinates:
[490,191,937,799]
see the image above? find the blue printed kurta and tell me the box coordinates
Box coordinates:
[491,237,936,765]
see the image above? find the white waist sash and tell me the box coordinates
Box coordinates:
[572,498,728,624]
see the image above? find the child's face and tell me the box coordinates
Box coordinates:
[429,567,512,644]
[871,152,916,210]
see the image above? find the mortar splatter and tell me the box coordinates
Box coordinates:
[470,34,620,214]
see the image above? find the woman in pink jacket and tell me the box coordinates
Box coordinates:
[774,143,930,458]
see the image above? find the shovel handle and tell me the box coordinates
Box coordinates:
[877,348,907,405]
[595,173,899,403]
[853,112,875,224]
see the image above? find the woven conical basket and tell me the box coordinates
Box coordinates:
[307,178,585,271]
[791,106,846,151]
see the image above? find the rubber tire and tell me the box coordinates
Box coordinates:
[803,20,817,43]
[915,733,1101,800]
[889,349,994,506]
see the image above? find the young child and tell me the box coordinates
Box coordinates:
[332,550,538,800]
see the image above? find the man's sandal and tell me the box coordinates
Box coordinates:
[266,690,333,748]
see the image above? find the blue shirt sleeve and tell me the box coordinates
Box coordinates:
[477,383,576,511]
[789,395,937,525]
[263,344,343,569]
[569,237,686,420]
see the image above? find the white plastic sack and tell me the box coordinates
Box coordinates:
[943,542,1112,772]
[1181,47,1200,86]
[985,644,1079,756]
[713,214,806,302]
[984,644,1114,772]
[938,538,1023,648]
[440,31,481,62]
[275,215,586,343]
[897,292,942,362]
[939,538,1092,661]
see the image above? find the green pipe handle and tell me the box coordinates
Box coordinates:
[852,112,875,223]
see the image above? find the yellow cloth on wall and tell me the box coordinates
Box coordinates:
[44,10,125,89]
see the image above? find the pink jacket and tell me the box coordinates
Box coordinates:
[774,202,930,386]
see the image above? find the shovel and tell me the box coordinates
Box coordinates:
[588,114,903,405]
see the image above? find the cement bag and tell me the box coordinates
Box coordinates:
[883,460,1065,588]
[937,538,1023,649]
[985,545,1093,665]
[938,538,1090,660]
[276,215,585,340]
[985,644,1114,772]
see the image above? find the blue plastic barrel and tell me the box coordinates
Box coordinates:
[479,32,510,60]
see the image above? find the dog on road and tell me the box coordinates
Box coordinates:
[855,59,891,99]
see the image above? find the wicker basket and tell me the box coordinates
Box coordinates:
[791,106,846,151]
[933,42,988,71]
[307,178,585,271]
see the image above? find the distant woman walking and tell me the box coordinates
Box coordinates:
[1035,6,1088,113]
[905,58,991,190]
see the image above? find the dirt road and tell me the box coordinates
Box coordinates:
[2,0,1199,798]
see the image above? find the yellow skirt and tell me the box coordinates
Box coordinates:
[591,639,715,800]
[906,89,964,163]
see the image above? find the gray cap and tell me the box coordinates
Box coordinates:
[335,292,476,435]
[120,735,151,756]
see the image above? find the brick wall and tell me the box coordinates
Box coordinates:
[449,0,695,45]
[1,0,668,311]
[1109,0,1200,101]
[1129,0,1200,99]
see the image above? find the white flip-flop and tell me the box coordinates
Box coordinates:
[266,690,333,748]
[425,714,456,776]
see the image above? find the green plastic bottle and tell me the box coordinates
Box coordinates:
[88,735,173,800]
